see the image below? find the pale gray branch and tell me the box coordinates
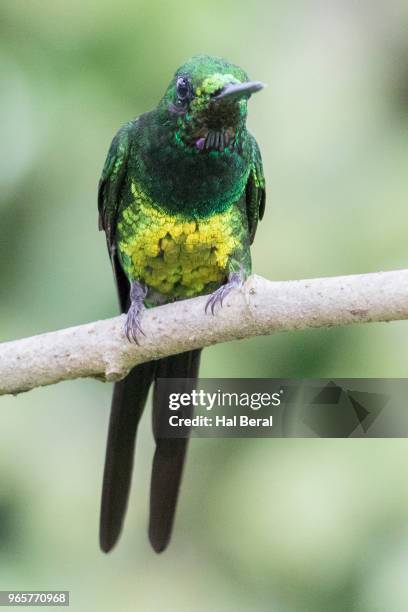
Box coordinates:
[1,270,408,396]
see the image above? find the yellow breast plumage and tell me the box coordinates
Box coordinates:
[116,182,244,299]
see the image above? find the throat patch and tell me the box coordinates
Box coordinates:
[195,129,235,151]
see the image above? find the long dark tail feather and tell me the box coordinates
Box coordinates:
[149,349,201,553]
[100,360,156,553]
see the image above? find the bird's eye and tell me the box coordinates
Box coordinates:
[176,76,191,102]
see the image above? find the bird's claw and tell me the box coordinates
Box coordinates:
[124,307,145,344]
[124,282,147,344]
[205,272,243,315]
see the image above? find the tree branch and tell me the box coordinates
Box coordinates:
[1,270,408,396]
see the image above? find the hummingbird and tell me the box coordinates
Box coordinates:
[98,55,266,553]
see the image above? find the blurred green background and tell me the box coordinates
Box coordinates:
[1,1,408,610]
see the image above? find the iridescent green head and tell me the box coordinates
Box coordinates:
[159,55,265,153]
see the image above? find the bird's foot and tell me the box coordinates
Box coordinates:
[205,272,243,315]
[124,281,147,343]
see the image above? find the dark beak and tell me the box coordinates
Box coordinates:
[213,80,266,102]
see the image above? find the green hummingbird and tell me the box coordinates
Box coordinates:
[98,55,266,553]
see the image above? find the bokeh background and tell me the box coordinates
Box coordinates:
[1,1,408,610]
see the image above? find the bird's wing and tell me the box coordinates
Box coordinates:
[245,133,266,245]
[98,120,134,247]
[98,120,134,311]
